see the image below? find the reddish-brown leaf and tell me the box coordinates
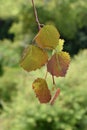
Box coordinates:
[32,78,51,103]
[47,51,70,77]
[50,88,60,105]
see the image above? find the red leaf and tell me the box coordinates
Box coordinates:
[50,88,60,105]
[47,51,70,77]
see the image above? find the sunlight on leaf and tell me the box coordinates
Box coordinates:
[20,45,48,72]
[32,78,51,103]
[35,25,60,49]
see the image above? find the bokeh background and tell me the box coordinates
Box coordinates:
[0,0,87,130]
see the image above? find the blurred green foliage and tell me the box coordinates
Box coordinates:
[0,0,87,130]
[0,40,21,67]
[0,50,87,130]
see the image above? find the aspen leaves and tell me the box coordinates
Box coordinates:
[35,25,60,49]
[47,52,70,77]
[20,45,48,72]
[20,25,70,104]
[32,78,51,103]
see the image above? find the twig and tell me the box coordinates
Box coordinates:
[52,75,55,85]
[31,0,41,30]
[45,71,48,80]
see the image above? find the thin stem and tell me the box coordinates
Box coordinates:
[45,71,48,80]
[52,75,55,85]
[31,0,41,30]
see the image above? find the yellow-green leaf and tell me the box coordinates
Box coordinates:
[20,45,48,72]
[32,78,51,103]
[35,25,60,49]
[56,39,64,52]
[47,51,70,77]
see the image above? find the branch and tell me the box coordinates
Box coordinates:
[31,0,41,30]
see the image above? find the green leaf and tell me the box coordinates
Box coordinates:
[20,45,48,72]
[56,39,64,52]
[35,25,60,49]
[52,39,64,55]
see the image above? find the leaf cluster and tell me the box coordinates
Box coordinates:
[20,25,70,104]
